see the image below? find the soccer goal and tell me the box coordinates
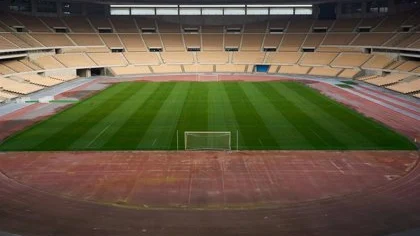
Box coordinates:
[184,131,231,151]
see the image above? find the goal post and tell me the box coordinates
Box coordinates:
[184,131,231,151]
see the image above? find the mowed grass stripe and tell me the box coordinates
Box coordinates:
[271,82,377,149]
[171,82,209,149]
[224,82,278,149]
[102,82,176,150]
[282,82,416,150]
[137,82,191,150]
[240,82,312,149]
[0,83,136,151]
[255,82,346,149]
[70,83,161,150]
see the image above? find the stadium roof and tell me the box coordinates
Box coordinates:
[70,0,339,4]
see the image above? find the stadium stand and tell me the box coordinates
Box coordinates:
[309,66,343,77]
[111,17,138,33]
[2,60,33,73]
[160,52,194,64]
[68,34,104,46]
[17,73,62,87]
[215,64,246,73]
[387,77,420,94]
[0,34,19,49]
[240,34,264,51]
[183,34,201,49]
[262,34,283,49]
[197,52,229,64]
[300,53,338,66]
[351,33,395,46]
[302,34,326,48]
[110,66,151,75]
[161,34,185,51]
[151,64,183,73]
[0,64,16,75]
[362,55,394,69]
[278,34,306,51]
[338,68,362,79]
[322,33,357,46]
[278,65,311,75]
[55,53,97,68]
[224,34,242,49]
[87,53,127,66]
[330,19,360,32]
[12,14,50,32]
[118,34,147,52]
[183,64,214,73]
[202,34,224,51]
[31,33,74,47]
[100,34,123,48]
[266,52,302,64]
[33,55,66,69]
[0,33,31,48]
[0,10,419,101]
[395,61,420,72]
[123,52,160,65]
[365,73,412,86]
[232,52,265,64]
[330,53,372,68]
[0,77,43,94]
[142,34,163,49]
[62,17,94,33]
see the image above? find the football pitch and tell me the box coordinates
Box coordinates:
[0,81,415,151]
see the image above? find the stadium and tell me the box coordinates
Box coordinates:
[0,0,419,235]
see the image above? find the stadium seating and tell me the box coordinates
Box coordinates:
[197,52,229,64]
[309,67,343,77]
[123,52,160,65]
[87,53,127,66]
[365,73,411,86]
[232,52,265,64]
[266,52,302,64]
[0,12,419,100]
[338,68,361,79]
[55,53,97,68]
[215,64,246,73]
[110,66,151,75]
[386,77,420,94]
[160,52,194,64]
[151,65,183,73]
[278,65,311,75]
[183,64,214,73]
[202,34,224,51]
[118,34,147,52]
[362,55,394,69]
[0,77,43,94]
[17,73,62,87]
[300,53,338,66]
[330,53,372,68]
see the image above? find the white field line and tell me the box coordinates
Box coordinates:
[86,123,112,148]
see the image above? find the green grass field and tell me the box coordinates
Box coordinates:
[0,81,415,151]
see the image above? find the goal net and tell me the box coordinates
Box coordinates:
[184,131,231,151]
